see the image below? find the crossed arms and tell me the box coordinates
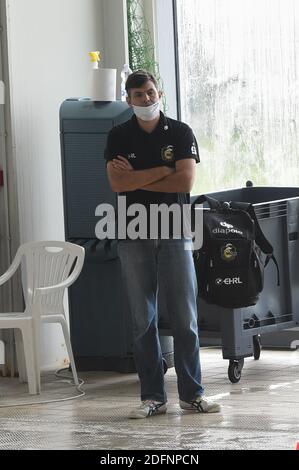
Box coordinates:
[106,156,196,193]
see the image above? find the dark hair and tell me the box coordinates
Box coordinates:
[125,69,158,96]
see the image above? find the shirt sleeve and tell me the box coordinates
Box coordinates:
[104,127,122,163]
[175,124,200,163]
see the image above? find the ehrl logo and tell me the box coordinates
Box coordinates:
[215,277,243,286]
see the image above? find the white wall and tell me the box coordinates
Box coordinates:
[101,0,129,99]
[6,0,105,369]
[6,0,104,243]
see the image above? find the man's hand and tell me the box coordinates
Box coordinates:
[111,156,134,171]
[107,158,174,193]
[141,159,196,193]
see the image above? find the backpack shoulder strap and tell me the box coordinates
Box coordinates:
[230,201,280,285]
[191,195,221,234]
[191,194,221,210]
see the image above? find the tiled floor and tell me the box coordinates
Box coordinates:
[0,348,299,450]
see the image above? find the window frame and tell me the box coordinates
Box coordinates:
[153,0,180,119]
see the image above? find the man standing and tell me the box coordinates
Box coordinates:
[105,70,220,418]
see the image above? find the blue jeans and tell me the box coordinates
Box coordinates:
[118,239,204,403]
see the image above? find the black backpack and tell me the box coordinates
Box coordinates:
[192,195,280,309]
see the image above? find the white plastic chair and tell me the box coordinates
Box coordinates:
[0,241,85,394]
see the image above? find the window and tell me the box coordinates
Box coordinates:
[175,0,299,194]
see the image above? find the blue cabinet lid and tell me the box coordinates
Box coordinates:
[60,98,131,120]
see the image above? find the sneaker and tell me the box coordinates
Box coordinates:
[179,396,221,413]
[129,400,167,419]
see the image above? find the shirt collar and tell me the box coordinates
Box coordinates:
[130,111,166,135]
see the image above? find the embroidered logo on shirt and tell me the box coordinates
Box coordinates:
[191,143,197,155]
[127,153,137,159]
[161,145,174,162]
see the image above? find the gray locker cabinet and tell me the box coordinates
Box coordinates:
[60,99,133,239]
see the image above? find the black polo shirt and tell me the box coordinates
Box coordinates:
[104,112,200,238]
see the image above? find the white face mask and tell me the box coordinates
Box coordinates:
[132,101,160,121]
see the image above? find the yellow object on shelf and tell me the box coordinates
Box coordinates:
[89,51,101,69]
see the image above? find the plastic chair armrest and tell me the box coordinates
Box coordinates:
[0,252,22,286]
[35,268,82,296]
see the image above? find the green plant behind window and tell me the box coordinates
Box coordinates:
[127,0,167,112]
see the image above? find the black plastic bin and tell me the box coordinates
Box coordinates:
[158,184,299,383]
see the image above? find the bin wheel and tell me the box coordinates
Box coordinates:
[163,358,168,374]
[253,335,261,360]
[228,359,244,383]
